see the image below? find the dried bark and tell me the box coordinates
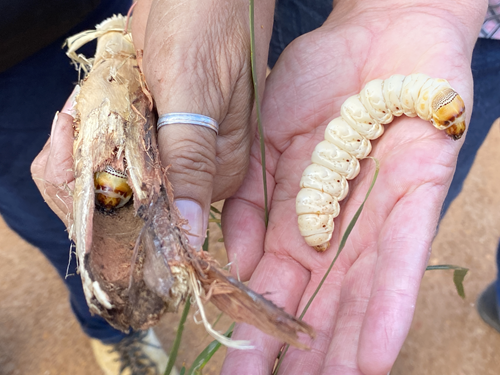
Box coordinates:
[67,15,314,348]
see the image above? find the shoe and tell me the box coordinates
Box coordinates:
[90,328,178,375]
[476,282,500,333]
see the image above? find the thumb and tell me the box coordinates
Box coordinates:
[157,119,217,250]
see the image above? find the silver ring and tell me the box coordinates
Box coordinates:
[157,113,219,135]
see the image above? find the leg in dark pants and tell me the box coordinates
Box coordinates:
[0,0,132,344]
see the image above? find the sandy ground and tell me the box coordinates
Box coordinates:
[1,121,500,375]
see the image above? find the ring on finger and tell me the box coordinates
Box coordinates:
[157,113,219,135]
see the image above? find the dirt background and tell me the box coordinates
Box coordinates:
[1,121,500,374]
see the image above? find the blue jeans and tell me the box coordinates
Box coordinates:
[1,0,498,345]
[0,0,132,344]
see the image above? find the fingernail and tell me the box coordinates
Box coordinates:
[61,85,80,117]
[175,199,206,250]
[50,111,59,148]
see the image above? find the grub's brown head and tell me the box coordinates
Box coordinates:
[94,166,133,209]
[431,88,466,140]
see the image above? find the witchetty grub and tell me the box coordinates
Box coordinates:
[297,74,466,252]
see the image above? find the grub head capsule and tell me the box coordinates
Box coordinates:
[94,166,133,209]
[431,88,466,140]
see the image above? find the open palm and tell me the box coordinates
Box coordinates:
[221,6,479,375]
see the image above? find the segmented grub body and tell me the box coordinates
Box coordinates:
[297,74,466,252]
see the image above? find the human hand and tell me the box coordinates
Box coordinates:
[221,1,485,374]
[31,94,75,228]
[131,0,274,248]
[33,0,275,248]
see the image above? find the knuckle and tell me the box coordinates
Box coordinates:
[166,140,217,182]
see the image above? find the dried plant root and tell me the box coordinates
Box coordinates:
[68,14,314,348]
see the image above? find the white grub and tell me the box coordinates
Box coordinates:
[297,74,466,251]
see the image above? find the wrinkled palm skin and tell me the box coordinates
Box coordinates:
[221,4,483,375]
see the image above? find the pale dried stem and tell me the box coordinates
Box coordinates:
[188,270,253,350]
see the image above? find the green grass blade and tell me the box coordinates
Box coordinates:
[208,211,223,242]
[453,269,468,299]
[202,230,209,252]
[211,312,224,330]
[209,206,222,230]
[186,323,235,375]
[426,264,469,299]
[164,299,191,375]
[210,205,222,215]
[249,0,269,227]
[273,159,380,374]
